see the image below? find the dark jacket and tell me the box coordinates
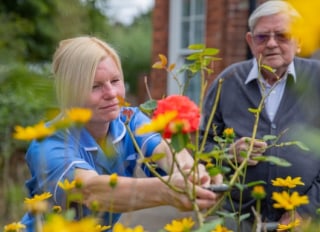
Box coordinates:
[200,57,320,222]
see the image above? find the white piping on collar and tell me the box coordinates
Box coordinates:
[53,160,87,203]
[111,119,126,144]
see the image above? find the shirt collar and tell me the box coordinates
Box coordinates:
[245,59,296,84]
[67,110,127,152]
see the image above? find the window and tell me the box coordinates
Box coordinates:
[168,0,206,103]
[181,0,205,48]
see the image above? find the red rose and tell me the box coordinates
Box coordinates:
[153,95,200,138]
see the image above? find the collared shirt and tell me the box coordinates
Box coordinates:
[21,107,163,231]
[245,59,296,121]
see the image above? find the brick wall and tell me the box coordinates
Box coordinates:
[147,0,169,100]
[149,0,252,100]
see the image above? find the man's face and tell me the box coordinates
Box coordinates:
[246,13,299,77]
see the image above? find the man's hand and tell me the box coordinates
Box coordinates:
[229,137,267,166]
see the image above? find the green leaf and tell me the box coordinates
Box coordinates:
[252,155,291,167]
[203,48,220,56]
[262,135,277,141]
[139,99,157,115]
[186,53,201,61]
[261,64,275,73]
[239,213,251,222]
[248,108,260,113]
[292,141,310,151]
[246,180,266,187]
[216,211,238,219]
[234,183,246,191]
[213,136,225,143]
[188,44,205,50]
[141,153,166,163]
[239,151,247,158]
[193,218,223,232]
[171,133,189,152]
[197,151,223,160]
[207,167,223,176]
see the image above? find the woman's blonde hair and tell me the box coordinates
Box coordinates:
[52,36,123,113]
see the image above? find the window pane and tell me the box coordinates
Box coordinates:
[182,0,191,16]
[195,0,205,15]
[194,19,205,44]
[184,71,201,104]
[181,21,190,48]
[180,0,205,48]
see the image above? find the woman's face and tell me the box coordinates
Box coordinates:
[84,57,125,124]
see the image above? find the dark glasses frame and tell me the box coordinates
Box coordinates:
[252,32,292,45]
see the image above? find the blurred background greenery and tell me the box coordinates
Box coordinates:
[0,0,153,226]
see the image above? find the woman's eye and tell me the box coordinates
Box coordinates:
[92,84,102,90]
[111,79,120,84]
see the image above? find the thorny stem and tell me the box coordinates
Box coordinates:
[144,76,153,100]
[125,123,184,193]
[199,78,224,154]
[125,117,205,225]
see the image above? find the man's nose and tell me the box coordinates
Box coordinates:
[266,33,280,46]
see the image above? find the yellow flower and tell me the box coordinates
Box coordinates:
[277,219,300,231]
[43,214,98,232]
[117,96,130,107]
[75,178,84,189]
[4,222,26,232]
[58,179,76,191]
[271,176,304,189]
[24,192,52,214]
[90,200,101,212]
[211,224,233,232]
[272,191,309,210]
[25,200,49,214]
[223,128,234,137]
[223,128,235,143]
[251,185,266,200]
[287,0,320,57]
[66,108,92,124]
[13,121,56,141]
[164,217,195,232]
[113,223,144,232]
[95,224,111,232]
[109,173,118,188]
[52,205,62,214]
[136,111,177,135]
[24,192,52,203]
[152,54,167,69]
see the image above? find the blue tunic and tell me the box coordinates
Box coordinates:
[21,107,164,231]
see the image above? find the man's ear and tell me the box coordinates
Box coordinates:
[246,32,255,54]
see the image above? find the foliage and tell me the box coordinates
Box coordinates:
[0,0,109,63]
[0,1,154,226]
[105,12,153,94]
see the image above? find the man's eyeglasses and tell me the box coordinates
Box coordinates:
[252,32,292,45]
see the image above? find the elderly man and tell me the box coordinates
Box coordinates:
[200,0,320,230]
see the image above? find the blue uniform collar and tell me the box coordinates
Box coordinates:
[67,109,127,152]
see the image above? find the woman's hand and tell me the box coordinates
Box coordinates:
[162,171,219,211]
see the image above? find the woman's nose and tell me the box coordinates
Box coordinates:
[102,83,117,98]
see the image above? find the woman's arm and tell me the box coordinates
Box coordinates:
[75,168,218,213]
[153,139,221,187]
